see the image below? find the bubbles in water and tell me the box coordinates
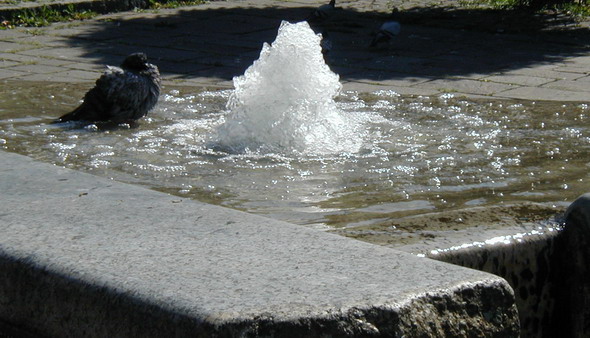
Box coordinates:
[2,64,590,228]
[214,21,365,155]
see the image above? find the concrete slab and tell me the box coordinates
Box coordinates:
[0,53,44,64]
[542,78,590,92]
[0,68,28,80]
[0,60,19,68]
[575,75,590,83]
[414,78,516,96]
[501,65,586,81]
[0,150,519,336]
[554,64,590,75]
[483,74,555,87]
[498,86,590,102]
[16,69,99,82]
[0,41,21,51]
[8,63,64,75]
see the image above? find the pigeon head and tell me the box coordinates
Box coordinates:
[121,53,149,71]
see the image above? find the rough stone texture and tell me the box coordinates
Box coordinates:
[390,194,590,337]
[427,231,558,337]
[552,194,590,338]
[1,0,589,335]
[0,150,519,337]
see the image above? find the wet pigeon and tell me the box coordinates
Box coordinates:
[307,0,336,23]
[370,21,401,47]
[55,53,161,124]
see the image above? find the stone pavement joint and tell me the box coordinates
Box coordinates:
[0,0,588,101]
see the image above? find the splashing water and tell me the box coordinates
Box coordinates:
[1,21,589,230]
[1,82,588,229]
[214,21,365,155]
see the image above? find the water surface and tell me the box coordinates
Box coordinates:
[1,80,587,230]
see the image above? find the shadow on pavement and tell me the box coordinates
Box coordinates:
[61,4,590,82]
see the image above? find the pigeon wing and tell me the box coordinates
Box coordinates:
[99,67,152,122]
[54,66,128,123]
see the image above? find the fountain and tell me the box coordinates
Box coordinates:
[1,19,590,337]
[214,21,366,155]
[0,21,587,229]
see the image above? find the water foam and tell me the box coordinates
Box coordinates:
[214,21,364,155]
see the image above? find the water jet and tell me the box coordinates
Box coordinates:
[1,19,589,337]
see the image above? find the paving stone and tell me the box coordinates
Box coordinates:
[573,75,590,83]
[0,68,29,80]
[0,59,19,68]
[61,61,111,71]
[0,52,42,63]
[163,78,233,89]
[441,72,491,81]
[554,64,590,75]
[57,69,101,79]
[15,73,93,82]
[8,64,65,74]
[0,0,588,104]
[0,41,22,51]
[501,66,586,81]
[2,44,43,54]
[18,47,93,61]
[498,86,589,102]
[15,68,100,82]
[565,55,590,65]
[342,80,440,96]
[414,78,516,96]
[35,57,77,67]
[11,34,73,48]
[0,29,30,41]
[348,72,432,87]
[542,79,590,92]
[483,74,555,86]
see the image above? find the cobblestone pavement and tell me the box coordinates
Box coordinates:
[0,0,589,101]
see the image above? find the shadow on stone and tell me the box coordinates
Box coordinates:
[52,4,590,83]
[396,5,587,35]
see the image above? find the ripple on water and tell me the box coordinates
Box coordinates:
[0,22,588,229]
[1,83,587,228]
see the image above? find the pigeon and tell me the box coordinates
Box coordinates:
[306,0,336,23]
[54,53,161,124]
[370,21,401,48]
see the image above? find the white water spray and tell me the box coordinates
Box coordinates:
[214,21,365,155]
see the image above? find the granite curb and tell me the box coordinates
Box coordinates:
[0,150,520,336]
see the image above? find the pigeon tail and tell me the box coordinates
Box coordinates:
[53,107,87,124]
